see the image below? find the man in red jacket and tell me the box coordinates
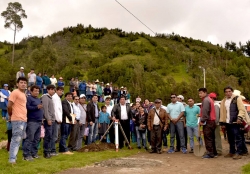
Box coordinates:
[199,88,217,159]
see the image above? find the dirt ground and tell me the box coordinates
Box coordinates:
[59,140,250,174]
[77,143,116,152]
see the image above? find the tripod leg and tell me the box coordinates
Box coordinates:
[99,121,114,142]
[118,122,132,149]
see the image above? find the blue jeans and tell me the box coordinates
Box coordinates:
[170,121,186,149]
[23,121,42,157]
[9,121,27,163]
[162,129,169,147]
[59,123,71,152]
[186,126,203,149]
[88,118,99,144]
[51,122,60,153]
[135,126,146,148]
[43,121,54,154]
[2,109,7,118]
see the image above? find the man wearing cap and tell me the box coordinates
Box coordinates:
[28,69,36,87]
[77,94,87,148]
[220,86,246,159]
[104,83,111,97]
[0,84,11,120]
[209,92,222,156]
[16,67,25,80]
[57,77,65,87]
[167,94,187,154]
[51,86,64,155]
[148,99,168,154]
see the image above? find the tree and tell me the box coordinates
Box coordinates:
[1,2,27,65]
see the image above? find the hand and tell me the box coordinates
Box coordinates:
[47,120,52,126]
[163,126,167,131]
[148,127,151,131]
[37,104,43,109]
[90,121,93,126]
[132,118,135,122]
[112,117,116,121]
[221,125,225,129]
[98,124,101,128]
[70,121,73,124]
[58,121,62,124]
[236,119,242,124]
[199,122,204,126]
[8,115,11,122]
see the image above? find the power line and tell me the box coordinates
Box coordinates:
[115,0,156,35]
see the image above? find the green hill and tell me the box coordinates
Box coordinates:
[0,24,250,103]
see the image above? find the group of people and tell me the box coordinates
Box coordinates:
[1,69,249,164]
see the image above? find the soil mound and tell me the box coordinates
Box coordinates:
[78,143,116,152]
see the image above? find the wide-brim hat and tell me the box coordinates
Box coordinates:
[95,79,99,83]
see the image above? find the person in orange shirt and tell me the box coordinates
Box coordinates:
[8,77,28,164]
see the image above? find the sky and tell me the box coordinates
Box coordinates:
[0,0,250,45]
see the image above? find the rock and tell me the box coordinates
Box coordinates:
[0,140,7,149]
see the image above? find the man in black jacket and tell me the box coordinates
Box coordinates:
[59,92,73,154]
[87,95,99,144]
[111,95,132,149]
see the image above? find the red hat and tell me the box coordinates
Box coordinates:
[209,92,217,99]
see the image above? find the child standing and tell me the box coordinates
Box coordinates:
[98,106,110,142]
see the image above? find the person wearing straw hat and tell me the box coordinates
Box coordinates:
[220,86,246,160]
[16,67,25,80]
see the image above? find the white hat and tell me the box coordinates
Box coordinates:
[233,90,246,100]
[106,83,110,86]
[95,79,99,83]
[80,94,86,98]
[177,95,184,100]
[20,67,24,70]
[120,86,124,89]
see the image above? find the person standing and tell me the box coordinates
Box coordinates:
[111,95,133,149]
[59,92,74,154]
[69,78,76,93]
[209,93,222,156]
[79,80,87,96]
[51,86,64,154]
[23,85,43,161]
[16,67,25,80]
[42,73,51,94]
[36,73,43,93]
[98,106,110,142]
[50,75,57,87]
[28,69,36,87]
[77,94,87,149]
[167,94,187,154]
[148,99,168,154]
[0,84,11,120]
[41,85,56,158]
[220,86,246,159]
[198,88,217,159]
[57,77,65,87]
[87,95,100,144]
[185,98,203,153]
[86,81,93,102]
[104,96,114,144]
[8,77,28,164]
[68,96,81,151]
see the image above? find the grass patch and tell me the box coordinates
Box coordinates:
[242,163,250,174]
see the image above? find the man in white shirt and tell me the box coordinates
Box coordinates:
[105,96,114,143]
[111,95,132,149]
[28,69,36,87]
[68,96,81,151]
[51,86,64,155]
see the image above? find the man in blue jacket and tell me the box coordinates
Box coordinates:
[23,85,43,161]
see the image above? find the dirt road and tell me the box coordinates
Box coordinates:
[59,142,250,174]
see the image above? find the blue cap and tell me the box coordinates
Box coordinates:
[3,84,8,87]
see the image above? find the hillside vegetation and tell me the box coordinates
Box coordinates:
[0,24,250,103]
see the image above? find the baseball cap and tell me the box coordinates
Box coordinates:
[177,95,184,100]
[80,94,86,98]
[20,67,24,70]
[3,84,8,87]
[209,93,217,99]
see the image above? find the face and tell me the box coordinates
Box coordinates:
[31,70,34,73]
[17,80,27,90]
[199,91,206,99]
[155,102,161,109]
[52,75,54,78]
[187,99,194,106]
[145,99,149,105]
[105,98,111,105]
[4,86,8,90]
[102,107,107,112]
[136,102,140,108]
[66,94,73,101]
[74,97,79,104]
[48,88,55,96]
[20,69,24,72]
[79,97,86,104]
[139,107,144,113]
[225,89,233,98]
[177,97,182,102]
[120,98,126,105]
[171,95,177,103]
[38,73,41,76]
[92,96,98,103]
[56,89,64,96]
[31,88,40,97]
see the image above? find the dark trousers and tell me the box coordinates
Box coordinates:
[109,122,115,144]
[119,120,130,148]
[151,125,162,151]
[147,129,151,145]
[203,120,217,157]
[43,121,54,155]
[68,123,80,151]
[23,121,41,157]
[162,129,169,147]
[7,129,12,151]
[226,123,244,155]
[59,123,71,152]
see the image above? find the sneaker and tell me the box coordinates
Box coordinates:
[202,154,213,159]
[32,155,39,159]
[50,153,58,156]
[189,149,194,153]
[181,148,187,154]
[233,154,242,160]
[23,156,34,161]
[43,153,51,159]
[163,146,168,152]
[168,148,175,154]
[137,146,141,149]
[224,153,234,158]
[62,151,74,155]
